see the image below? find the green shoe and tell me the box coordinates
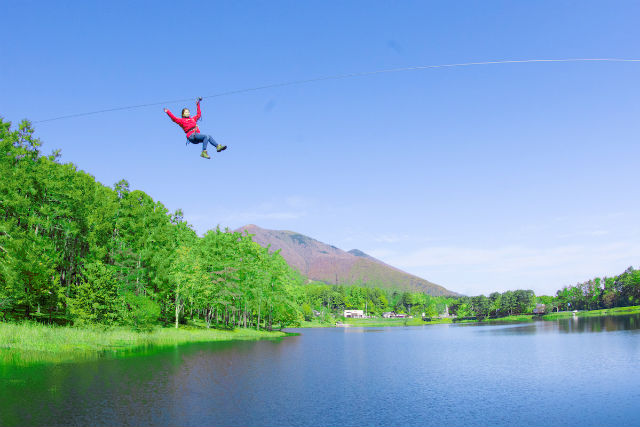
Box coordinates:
[216,144,227,153]
[200,150,211,159]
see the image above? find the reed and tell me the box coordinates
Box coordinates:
[0,321,289,365]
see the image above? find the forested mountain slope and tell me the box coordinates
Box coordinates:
[236,224,458,296]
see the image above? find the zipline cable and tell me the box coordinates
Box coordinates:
[34,58,640,123]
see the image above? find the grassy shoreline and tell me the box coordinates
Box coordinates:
[344,317,453,327]
[298,317,454,328]
[4,305,639,365]
[484,314,535,323]
[542,305,640,320]
[0,322,291,365]
[300,306,640,328]
[313,315,536,327]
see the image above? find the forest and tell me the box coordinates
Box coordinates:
[554,267,640,311]
[1,118,639,332]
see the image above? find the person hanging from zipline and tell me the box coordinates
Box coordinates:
[164,97,227,159]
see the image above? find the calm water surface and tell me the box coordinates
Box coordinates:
[1,315,639,426]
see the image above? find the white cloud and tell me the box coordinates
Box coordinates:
[284,196,314,209]
[387,242,639,272]
[221,197,311,223]
[375,241,640,295]
[185,196,310,233]
[373,233,411,244]
[218,209,306,225]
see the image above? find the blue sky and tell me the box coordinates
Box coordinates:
[2,1,639,296]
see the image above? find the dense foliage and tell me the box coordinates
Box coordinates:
[555,267,640,311]
[449,289,536,320]
[292,282,453,320]
[446,267,640,320]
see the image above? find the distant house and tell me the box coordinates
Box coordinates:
[439,304,457,319]
[312,310,321,317]
[533,304,546,315]
[344,310,364,318]
[382,312,410,319]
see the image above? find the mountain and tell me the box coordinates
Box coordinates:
[236,224,458,296]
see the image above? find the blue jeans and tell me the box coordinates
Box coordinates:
[187,133,218,151]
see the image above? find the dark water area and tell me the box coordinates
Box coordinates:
[1,315,639,427]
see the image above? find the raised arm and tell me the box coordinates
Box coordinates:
[164,108,179,123]
[193,98,202,121]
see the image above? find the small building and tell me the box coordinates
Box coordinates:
[343,309,364,318]
[533,304,546,315]
[439,304,457,319]
[312,310,321,317]
[382,312,395,318]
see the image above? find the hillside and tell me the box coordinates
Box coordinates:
[236,224,458,296]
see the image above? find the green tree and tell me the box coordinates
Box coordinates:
[69,261,120,325]
[489,292,502,317]
[472,295,490,320]
[301,302,313,321]
[514,289,535,314]
[120,292,161,331]
[501,291,517,316]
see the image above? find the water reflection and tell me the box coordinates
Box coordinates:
[473,314,640,337]
[556,314,639,334]
[1,315,639,427]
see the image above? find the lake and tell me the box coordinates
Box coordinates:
[1,315,639,426]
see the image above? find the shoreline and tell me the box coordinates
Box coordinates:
[0,322,294,366]
[4,305,638,365]
[299,305,640,328]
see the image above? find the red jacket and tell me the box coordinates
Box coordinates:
[166,102,201,138]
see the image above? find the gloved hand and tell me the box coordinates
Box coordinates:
[197,97,203,102]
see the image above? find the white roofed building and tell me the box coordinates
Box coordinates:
[343,310,364,318]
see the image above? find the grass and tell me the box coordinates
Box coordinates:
[541,312,575,320]
[305,316,533,327]
[0,321,291,365]
[484,315,535,323]
[298,319,337,328]
[304,306,640,328]
[543,305,640,320]
[299,317,452,328]
[342,317,453,327]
